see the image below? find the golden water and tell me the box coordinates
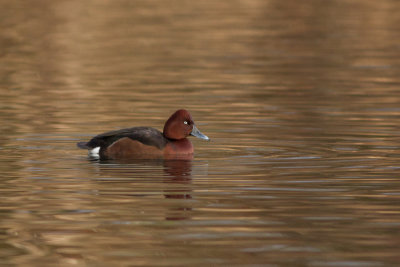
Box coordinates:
[1,0,400,266]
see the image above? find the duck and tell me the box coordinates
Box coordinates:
[77,109,209,159]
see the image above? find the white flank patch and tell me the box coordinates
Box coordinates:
[89,147,100,158]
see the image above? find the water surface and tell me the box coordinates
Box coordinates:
[1,0,400,266]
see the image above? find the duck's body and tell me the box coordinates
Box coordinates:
[77,109,209,160]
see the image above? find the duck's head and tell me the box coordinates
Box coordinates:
[163,109,209,141]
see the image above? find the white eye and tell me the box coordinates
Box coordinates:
[184,121,188,125]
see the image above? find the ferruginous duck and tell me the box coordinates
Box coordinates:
[77,109,209,159]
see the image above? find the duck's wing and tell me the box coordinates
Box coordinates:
[78,127,168,150]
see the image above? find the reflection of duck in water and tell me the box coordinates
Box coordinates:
[77,109,209,160]
[163,159,192,199]
[92,158,194,200]
[92,158,195,221]
[163,159,193,221]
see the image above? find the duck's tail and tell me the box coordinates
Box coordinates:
[77,141,89,149]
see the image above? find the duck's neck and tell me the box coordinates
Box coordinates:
[164,138,193,155]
